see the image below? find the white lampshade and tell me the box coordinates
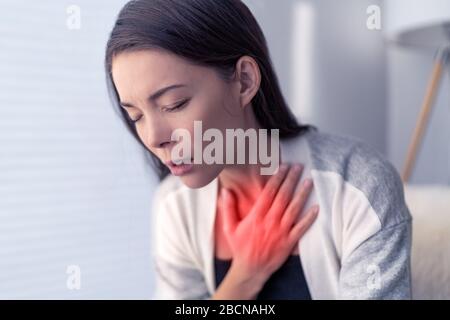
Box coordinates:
[385,0,450,48]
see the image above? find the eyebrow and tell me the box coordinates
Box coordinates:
[120,84,187,108]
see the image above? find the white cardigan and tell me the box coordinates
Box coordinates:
[150,130,412,299]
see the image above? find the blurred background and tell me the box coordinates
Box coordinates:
[0,0,449,299]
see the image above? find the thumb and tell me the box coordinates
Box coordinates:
[221,188,239,236]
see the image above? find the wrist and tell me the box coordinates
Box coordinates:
[228,261,267,297]
[211,260,269,300]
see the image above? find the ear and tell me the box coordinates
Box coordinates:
[234,56,261,109]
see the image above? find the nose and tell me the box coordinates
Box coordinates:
[142,115,173,151]
[148,133,173,152]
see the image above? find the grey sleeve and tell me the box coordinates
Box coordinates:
[338,146,413,299]
[338,218,413,299]
[299,130,413,299]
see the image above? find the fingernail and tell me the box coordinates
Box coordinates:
[293,164,303,172]
[280,163,289,171]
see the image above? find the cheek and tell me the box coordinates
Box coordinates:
[197,96,240,132]
[193,79,241,127]
[135,124,145,137]
[135,124,151,149]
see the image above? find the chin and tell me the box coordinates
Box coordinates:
[179,165,222,189]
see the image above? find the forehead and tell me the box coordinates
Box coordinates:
[112,49,201,96]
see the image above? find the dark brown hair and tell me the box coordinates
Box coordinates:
[105,0,312,180]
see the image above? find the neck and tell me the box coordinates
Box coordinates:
[217,107,282,219]
[219,163,269,201]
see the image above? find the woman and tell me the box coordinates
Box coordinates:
[105,0,412,299]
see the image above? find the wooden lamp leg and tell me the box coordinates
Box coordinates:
[401,47,449,183]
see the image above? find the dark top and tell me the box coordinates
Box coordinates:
[214,254,311,300]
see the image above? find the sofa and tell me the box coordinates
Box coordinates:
[404,185,450,299]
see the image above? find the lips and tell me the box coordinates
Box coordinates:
[165,158,194,176]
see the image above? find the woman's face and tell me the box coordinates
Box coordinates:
[112,49,246,188]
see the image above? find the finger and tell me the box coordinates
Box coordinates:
[288,205,319,244]
[251,163,290,220]
[221,188,239,235]
[280,178,314,230]
[267,164,304,223]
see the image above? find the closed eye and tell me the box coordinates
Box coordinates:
[130,115,143,123]
[163,98,190,113]
[128,99,190,124]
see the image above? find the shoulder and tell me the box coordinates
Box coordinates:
[154,174,185,201]
[151,175,189,239]
[151,174,215,269]
[303,129,411,227]
[152,174,213,235]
